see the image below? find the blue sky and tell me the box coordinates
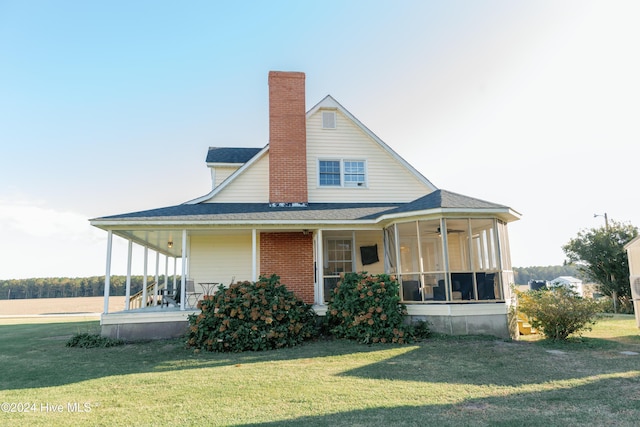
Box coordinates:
[1,0,639,279]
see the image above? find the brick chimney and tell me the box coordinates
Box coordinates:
[268,71,308,206]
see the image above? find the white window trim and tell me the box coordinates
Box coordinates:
[317,159,367,188]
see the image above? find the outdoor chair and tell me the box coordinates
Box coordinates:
[161,282,181,308]
[186,280,202,309]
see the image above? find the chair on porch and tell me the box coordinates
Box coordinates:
[161,281,181,308]
[186,280,203,309]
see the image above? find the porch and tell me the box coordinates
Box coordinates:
[96,214,517,340]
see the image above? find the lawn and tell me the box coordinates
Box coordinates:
[0,315,638,426]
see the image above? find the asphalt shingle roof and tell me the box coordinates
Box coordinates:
[92,190,514,224]
[206,147,263,164]
[383,189,508,215]
[96,202,401,222]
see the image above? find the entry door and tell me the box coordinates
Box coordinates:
[323,237,354,302]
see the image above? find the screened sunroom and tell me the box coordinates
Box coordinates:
[385,217,513,304]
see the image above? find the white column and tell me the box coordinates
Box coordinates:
[153,251,160,307]
[173,257,177,291]
[125,239,132,310]
[252,229,257,281]
[164,255,169,291]
[103,231,113,314]
[180,229,187,311]
[316,229,323,304]
[142,246,148,308]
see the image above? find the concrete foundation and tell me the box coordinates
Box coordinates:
[408,313,510,339]
[100,309,194,341]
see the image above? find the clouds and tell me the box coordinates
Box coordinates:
[0,200,99,241]
[0,200,106,279]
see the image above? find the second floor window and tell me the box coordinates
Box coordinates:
[318,159,366,187]
[319,160,341,186]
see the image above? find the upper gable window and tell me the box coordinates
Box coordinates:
[322,111,336,129]
[318,159,367,188]
[344,161,366,187]
[319,160,341,186]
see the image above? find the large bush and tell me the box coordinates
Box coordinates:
[517,286,601,341]
[327,272,427,344]
[186,274,318,352]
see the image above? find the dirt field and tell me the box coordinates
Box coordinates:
[0,296,124,316]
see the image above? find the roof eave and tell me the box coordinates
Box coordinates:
[378,207,521,223]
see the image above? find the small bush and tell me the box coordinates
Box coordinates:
[517,287,602,341]
[66,333,125,348]
[186,274,318,352]
[597,296,635,314]
[327,272,421,344]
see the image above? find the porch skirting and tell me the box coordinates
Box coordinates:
[101,303,510,341]
[318,302,511,339]
[405,302,510,339]
[101,310,196,341]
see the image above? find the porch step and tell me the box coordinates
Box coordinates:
[516,312,537,335]
[517,319,532,335]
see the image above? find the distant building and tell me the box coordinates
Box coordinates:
[528,279,548,291]
[624,236,640,328]
[551,276,584,296]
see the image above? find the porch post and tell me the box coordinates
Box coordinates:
[103,230,113,314]
[173,257,177,290]
[316,229,323,304]
[153,251,160,307]
[164,255,169,291]
[180,229,187,311]
[142,246,148,308]
[252,229,257,281]
[125,239,132,311]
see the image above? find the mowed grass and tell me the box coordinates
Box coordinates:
[0,316,638,427]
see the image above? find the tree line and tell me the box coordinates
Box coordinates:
[0,276,180,300]
[2,265,581,300]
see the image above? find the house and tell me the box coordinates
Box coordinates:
[90,71,521,340]
[624,236,640,327]
[550,276,584,296]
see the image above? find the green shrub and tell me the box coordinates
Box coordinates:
[327,272,422,344]
[517,287,602,341]
[597,296,635,314]
[186,274,318,352]
[66,333,125,348]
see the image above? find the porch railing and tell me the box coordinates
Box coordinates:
[129,282,164,309]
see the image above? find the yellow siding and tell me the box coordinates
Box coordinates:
[207,154,269,203]
[628,242,640,276]
[306,109,432,203]
[213,166,240,187]
[188,233,256,291]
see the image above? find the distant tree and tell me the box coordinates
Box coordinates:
[563,220,638,311]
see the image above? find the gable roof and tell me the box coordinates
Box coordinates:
[189,94,438,206]
[308,95,437,191]
[186,145,270,204]
[206,147,263,164]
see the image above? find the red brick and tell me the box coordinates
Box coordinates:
[260,232,314,303]
[268,71,308,204]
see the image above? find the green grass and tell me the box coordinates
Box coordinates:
[0,316,639,426]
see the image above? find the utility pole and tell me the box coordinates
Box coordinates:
[595,212,616,312]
